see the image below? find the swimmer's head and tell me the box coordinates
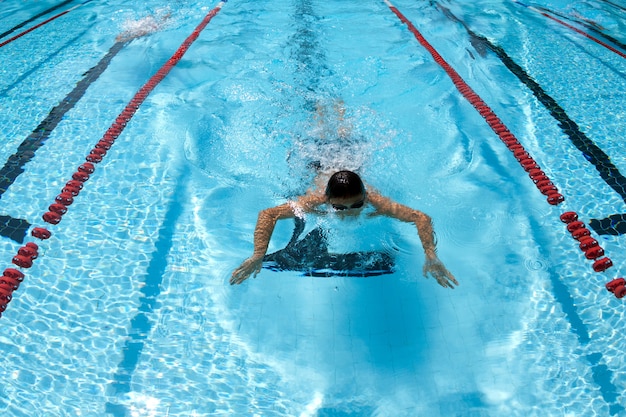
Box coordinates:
[325,170,365,199]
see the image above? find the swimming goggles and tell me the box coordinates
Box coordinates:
[332,200,365,211]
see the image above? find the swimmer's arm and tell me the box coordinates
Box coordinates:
[231,195,324,285]
[230,204,294,285]
[368,192,458,288]
[368,192,436,256]
[251,194,325,257]
[252,204,296,258]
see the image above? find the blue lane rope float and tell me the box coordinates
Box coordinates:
[0,1,228,319]
[0,0,93,49]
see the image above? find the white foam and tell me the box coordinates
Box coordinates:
[119,9,171,40]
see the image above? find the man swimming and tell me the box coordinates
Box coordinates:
[230,170,458,288]
[115,11,171,42]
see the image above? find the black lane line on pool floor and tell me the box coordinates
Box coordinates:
[105,169,186,414]
[437,4,626,236]
[437,5,624,414]
[0,0,74,40]
[0,40,128,243]
[289,0,333,111]
[99,1,225,404]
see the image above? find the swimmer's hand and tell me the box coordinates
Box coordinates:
[230,256,263,285]
[423,257,458,289]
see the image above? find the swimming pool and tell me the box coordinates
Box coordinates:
[1,0,626,415]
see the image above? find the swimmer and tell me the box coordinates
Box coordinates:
[230,170,458,288]
[116,12,171,42]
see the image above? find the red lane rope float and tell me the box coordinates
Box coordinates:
[559,211,622,299]
[560,212,613,267]
[383,0,563,206]
[541,14,626,59]
[382,1,622,296]
[514,1,626,60]
[0,0,93,49]
[0,1,227,319]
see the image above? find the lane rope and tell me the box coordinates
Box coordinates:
[0,0,74,40]
[383,0,563,206]
[0,41,128,199]
[0,0,93,49]
[513,0,626,59]
[382,0,617,295]
[431,4,624,406]
[0,1,227,319]
[438,5,626,202]
[0,40,128,244]
[436,3,626,240]
[529,3,626,52]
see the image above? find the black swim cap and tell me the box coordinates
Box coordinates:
[325,170,365,198]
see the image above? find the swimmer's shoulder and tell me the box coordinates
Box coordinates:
[365,187,385,204]
[365,188,395,214]
[293,190,326,212]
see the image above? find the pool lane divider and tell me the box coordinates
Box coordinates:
[0,40,127,244]
[382,1,620,295]
[435,4,626,238]
[528,4,626,54]
[513,0,626,60]
[0,0,75,41]
[0,1,227,319]
[383,0,563,206]
[449,5,626,198]
[559,211,615,282]
[430,8,624,410]
[438,5,626,297]
[0,0,93,49]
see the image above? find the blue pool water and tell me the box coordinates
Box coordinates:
[1,0,626,415]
